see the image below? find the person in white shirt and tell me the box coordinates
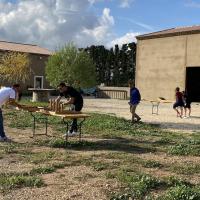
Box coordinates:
[0,84,23,142]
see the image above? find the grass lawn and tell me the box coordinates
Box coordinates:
[0,101,200,199]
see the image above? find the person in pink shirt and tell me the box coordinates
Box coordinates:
[173,87,184,118]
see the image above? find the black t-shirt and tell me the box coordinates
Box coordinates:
[60,86,83,105]
[183,94,191,104]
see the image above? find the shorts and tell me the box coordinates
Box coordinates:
[73,103,83,111]
[173,101,184,109]
[184,103,191,109]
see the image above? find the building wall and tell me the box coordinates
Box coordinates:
[187,34,200,66]
[136,34,200,101]
[28,54,50,89]
[0,52,50,90]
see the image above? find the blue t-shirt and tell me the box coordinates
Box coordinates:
[130,87,141,105]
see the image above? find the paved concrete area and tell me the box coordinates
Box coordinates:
[83,98,200,133]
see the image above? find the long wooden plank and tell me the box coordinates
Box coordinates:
[36,110,90,119]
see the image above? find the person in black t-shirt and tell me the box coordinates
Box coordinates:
[182,91,191,118]
[56,82,83,136]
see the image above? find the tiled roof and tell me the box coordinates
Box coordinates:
[136,25,200,40]
[0,41,51,55]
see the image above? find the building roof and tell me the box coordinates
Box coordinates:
[0,41,51,55]
[136,25,200,40]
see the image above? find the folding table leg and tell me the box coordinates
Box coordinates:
[78,118,85,142]
[62,118,69,142]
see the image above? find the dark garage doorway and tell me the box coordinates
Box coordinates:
[186,67,200,102]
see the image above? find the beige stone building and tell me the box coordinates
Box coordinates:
[0,40,51,89]
[136,26,200,102]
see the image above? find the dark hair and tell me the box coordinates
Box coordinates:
[128,80,135,88]
[12,84,20,88]
[175,87,180,92]
[58,82,66,87]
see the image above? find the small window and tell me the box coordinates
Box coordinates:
[34,76,44,88]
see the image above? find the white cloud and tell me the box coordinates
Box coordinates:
[119,17,154,31]
[108,32,139,47]
[0,0,115,50]
[89,0,134,8]
[119,0,134,8]
[88,0,104,4]
[78,8,115,46]
[0,0,139,50]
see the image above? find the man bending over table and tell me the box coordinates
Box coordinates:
[56,82,83,136]
[0,84,23,142]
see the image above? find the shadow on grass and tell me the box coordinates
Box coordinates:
[48,137,156,154]
[158,122,200,131]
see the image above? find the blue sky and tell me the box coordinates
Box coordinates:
[90,0,200,34]
[1,0,200,49]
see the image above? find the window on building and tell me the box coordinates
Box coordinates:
[34,76,44,88]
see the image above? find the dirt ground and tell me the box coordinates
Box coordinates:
[0,98,200,200]
[83,98,200,133]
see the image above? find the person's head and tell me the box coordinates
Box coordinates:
[12,84,22,101]
[128,80,135,88]
[58,82,68,93]
[175,87,180,92]
[12,84,21,92]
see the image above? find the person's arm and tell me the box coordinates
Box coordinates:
[55,96,62,102]
[7,98,23,108]
[63,97,75,105]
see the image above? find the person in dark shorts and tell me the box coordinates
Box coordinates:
[56,82,83,136]
[173,87,184,118]
[182,91,191,118]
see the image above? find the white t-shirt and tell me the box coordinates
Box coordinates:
[0,87,16,107]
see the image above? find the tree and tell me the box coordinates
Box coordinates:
[84,42,137,87]
[46,43,96,88]
[0,52,30,83]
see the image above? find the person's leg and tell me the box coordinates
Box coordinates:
[70,104,83,133]
[180,107,183,118]
[184,106,187,117]
[173,103,180,117]
[0,109,6,138]
[130,105,136,122]
[174,108,180,117]
[188,104,191,117]
[70,119,77,132]
[188,108,191,117]
[130,106,134,122]
[131,104,141,122]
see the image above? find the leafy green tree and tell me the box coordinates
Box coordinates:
[0,52,30,83]
[46,43,96,88]
[112,44,120,86]
[84,42,136,87]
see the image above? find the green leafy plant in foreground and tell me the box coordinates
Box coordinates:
[0,174,44,191]
[159,185,200,200]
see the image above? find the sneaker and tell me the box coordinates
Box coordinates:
[136,117,141,122]
[69,131,78,136]
[63,130,71,137]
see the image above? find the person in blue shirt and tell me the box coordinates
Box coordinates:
[128,80,141,123]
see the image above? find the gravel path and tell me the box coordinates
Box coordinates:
[83,98,200,133]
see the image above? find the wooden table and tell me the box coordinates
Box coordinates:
[150,99,173,115]
[29,109,90,142]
